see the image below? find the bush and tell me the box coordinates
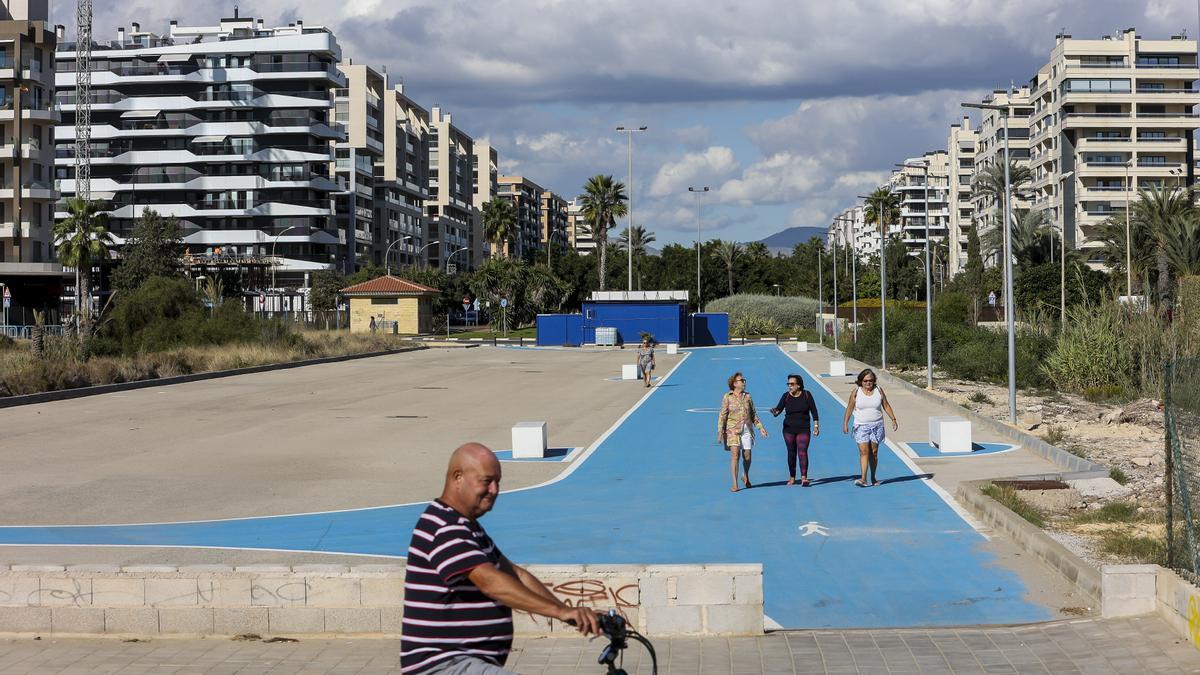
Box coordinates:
[1042,302,1132,392]
[706,294,820,333]
[0,335,15,351]
[1083,383,1130,403]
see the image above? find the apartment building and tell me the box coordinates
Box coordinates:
[946,117,977,274]
[970,87,1033,264]
[1024,28,1199,263]
[426,106,477,272]
[497,175,542,260]
[54,16,346,288]
[540,190,568,260]
[470,138,498,264]
[376,82,428,270]
[566,197,593,252]
[827,206,871,256]
[0,0,57,322]
[889,150,951,261]
[333,62,385,271]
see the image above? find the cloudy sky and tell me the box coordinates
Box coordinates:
[61,1,1200,245]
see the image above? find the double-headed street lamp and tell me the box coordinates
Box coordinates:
[270,224,304,290]
[384,235,413,275]
[963,98,1017,425]
[898,160,934,390]
[689,186,709,309]
[616,125,647,293]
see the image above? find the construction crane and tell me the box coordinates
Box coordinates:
[74,0,91,201]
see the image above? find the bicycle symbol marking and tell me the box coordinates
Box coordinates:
[799,521,829,537]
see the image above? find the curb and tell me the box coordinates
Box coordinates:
[958,479,1102,608]
[817,347,1109,478]
[0,346,426,409]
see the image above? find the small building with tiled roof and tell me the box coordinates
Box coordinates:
[340,275,440,334]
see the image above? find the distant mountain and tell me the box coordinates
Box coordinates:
[757,227,826,254]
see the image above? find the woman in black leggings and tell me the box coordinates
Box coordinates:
[770,374,820,486]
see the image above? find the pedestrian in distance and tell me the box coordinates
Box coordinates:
[400,442,601,674]
[718,371,768,492]
[841,368,898,487]
[369,315,377,333]
[637,335,656,388]
[770,374,820,487]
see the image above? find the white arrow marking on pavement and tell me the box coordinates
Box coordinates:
[799,521,829,537]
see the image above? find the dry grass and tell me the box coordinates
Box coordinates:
[0,331,412,398]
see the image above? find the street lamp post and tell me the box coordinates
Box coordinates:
[831,224,839,352]
[848,216,858,342]
[900,160,934,390]
[963,98,1018,424]
[1057,170,1074,325]
[445,246,469,273]
[816,244,823,346]
[270,224,304,291]
[689,186,709,310]
[616,125,647,294]
[384,235,413,275]
[858,192,888,369]
[417,240,441,270]
[1124,159,1134,300]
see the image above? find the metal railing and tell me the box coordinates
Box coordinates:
[0,325,64,339]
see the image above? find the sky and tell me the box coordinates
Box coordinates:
[59,1,1200,245]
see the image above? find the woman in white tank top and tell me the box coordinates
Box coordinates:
[841,368,898,487]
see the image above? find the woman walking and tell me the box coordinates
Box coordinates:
[841,368,898,487]
[637,336,656,388]
[770,374,819,486]
[718,372,768,492]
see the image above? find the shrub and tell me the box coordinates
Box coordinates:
[0,335,15,351]
[1110,467,1130,485]
[932,291,971,326]
[1083,383,1130,403]
[707,294,820,332]
[1042,302,1132,393]
[981,483,1046,528]
[730,314,783,337]
[969,392,991,404]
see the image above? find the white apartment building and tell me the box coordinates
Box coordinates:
[497,174,543,260]
[827,205,872,256]
[468,138,497,266]
[946,117,977,274]
[333,61,384,271]
[567,197,593,252]
[970,87,1033,265]
[0,0,58,323]
[426,106,477,272]
[1024,28,1199,263]
[54,16,347,287]
[889,150,951,260]
[540,190,568,260]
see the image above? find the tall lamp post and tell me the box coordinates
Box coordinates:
[831,223,839,352]
[846,214,859,342]
[384,235,413,275]
[445,246,469,272]
[689,186,709,310]
[1124,158,1134,300]
[1057,170,1074,325]
[816,243,823,346]
[899,160,934,390]
[963,99,1017,424]
[417,240,441,270]
[270,224,304,291]
[615,125,647,293]
[858,192,889,369]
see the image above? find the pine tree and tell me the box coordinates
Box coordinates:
[964,223,984,324]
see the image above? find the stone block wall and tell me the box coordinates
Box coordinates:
[0,562,763,637]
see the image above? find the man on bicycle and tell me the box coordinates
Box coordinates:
[401,442,601,674]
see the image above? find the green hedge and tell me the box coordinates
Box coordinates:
[705,293,820,333]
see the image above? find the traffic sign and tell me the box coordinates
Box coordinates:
[462,298,470,311]
[1,286,9,299]
[500,298,508,308]
[472,298,480,311]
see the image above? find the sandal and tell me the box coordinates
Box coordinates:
[786,478,796,486]
[854,479,866,487]
[872,480,881,487]
[731,486,740,493]
[801,478,810,487]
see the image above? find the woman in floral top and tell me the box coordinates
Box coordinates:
[718,371,768,492]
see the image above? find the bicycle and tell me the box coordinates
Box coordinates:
[593,609,658,675]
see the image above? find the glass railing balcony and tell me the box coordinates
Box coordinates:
[1137,160,1183,167]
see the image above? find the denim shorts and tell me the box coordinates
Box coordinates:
[853,421,885,445]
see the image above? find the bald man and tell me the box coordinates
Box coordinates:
[400,443,601,675]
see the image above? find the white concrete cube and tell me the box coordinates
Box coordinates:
[666,343,679,354]
[829,360,846,377]
[622,364,639,380]
[795,341,808,353]
[512,421,548,459]
[929,415,972,453]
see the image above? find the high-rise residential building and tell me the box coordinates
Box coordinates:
[946,116,978,274]
[1024,28,1199,264]
[376,82,428,270]
[427,106,477,272]
[497,175,542,260]
[827,206,869,255]
[333,61,385,271]
[470,138,497,264]
[0,13,55,278]
[54,16,346,288]
[567,197,593,252]
[889,150,951,264]
[970,87,1033,264]
[540,190,568,261]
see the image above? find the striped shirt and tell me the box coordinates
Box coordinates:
[400,500,513,674]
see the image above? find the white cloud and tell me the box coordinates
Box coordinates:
[717,153,823,206]
[648,146,738,198]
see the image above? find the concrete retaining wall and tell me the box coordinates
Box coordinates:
[1154,566,1200,649]
[0,562,763,638]
[1099,564,1200,652]
[957,480,1102,607]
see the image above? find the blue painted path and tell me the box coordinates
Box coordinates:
[0,344,1050,628]
[904,442,1017,458]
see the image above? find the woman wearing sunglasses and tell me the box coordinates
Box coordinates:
[770,374,819,486]
[841,368,898,487]
[717,372,768,492]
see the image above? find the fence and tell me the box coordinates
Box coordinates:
[1165,357,1200,582]
[0,325,65,340]
[249,310,348,331]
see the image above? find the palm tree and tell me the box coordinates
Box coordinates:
[580,174,628,291]
[982,208,1053,265]
[971,160,1034,259]
[1130,184,1196,306]
[53,197,114,336]
[863,187,901,301]
[1097,211,1155,288]
[617,225,656,290]
[712,240,742,296]
[481,197,516,258]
